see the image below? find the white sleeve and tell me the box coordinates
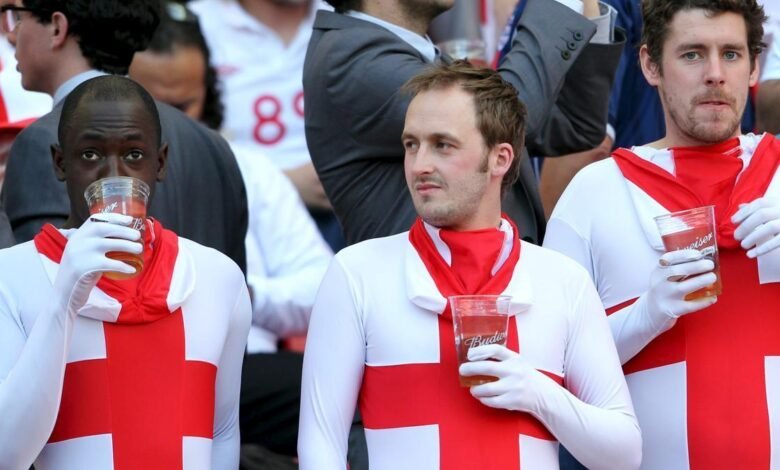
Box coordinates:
[544,216,667,364]
[529,277,641,469]
[599,292,675,364]
[298,258,365,470]
[240,150,332,338]
[0,283,75,467]
[543,217,596,281]
[211,280,252,469]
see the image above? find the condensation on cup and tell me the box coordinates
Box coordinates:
[84,176,150,280]
[450,295,511,387]
[654,205,722,300]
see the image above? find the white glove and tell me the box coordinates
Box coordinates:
[639,249,718,322]
[732,197,780,258]
[458,344,550,413]
[53,213,142,317]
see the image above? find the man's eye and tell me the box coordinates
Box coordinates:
[125,150,144,161]
[683,51,700,60]
[436,142,451,150]
[724,51,739,60]
[404,141,418,151]
[81,150,100,161]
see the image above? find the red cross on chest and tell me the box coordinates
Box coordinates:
[47,310,217,469]
[611,251,780,469]
[359,314,563,469]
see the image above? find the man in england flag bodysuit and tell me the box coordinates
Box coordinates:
[0,76,251,469]
[298,60,641,470]
[544,1,780,468]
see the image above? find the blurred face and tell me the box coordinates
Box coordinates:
[640,9,758,147]
[7,3,55,93]
[52,99,168,227]
[403,86,508,231]
[130,46,206,122]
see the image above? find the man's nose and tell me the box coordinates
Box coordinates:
[704,54,726,86]
[410,145,435,175]
[101,156,126,178]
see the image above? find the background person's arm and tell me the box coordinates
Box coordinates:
[2,116,69,242]
[211,275,251,469]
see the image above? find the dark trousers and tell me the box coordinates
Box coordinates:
[240,351,303,457]
[239,350,370,468]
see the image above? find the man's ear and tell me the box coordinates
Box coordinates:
[491,142,514,179]
[639,44,661,87]
[156,142,168,181]
[50,12,69,49]
[749,56,760,88]
[51,143,66,181]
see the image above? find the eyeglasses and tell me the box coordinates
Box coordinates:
[0,5,50,33]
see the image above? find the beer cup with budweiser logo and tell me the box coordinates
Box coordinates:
[654,205,722,300]
[449,295,511,387]
[84,176,149,280]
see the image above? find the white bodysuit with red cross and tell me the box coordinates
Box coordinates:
[298,220,639,470]
[545,133,780,469]
[0,230,251,469]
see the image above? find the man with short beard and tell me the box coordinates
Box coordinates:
[303,0,624,246]
[298,61,641,470]
[544,0,780,468]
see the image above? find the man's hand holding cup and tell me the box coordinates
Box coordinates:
[54,213,142,317]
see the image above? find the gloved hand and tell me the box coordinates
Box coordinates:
[640,249,717,322]
[732,197,780,258]
[53,213,142,317]
[459,344,549,413]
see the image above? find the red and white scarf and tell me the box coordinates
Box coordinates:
[613,134,780,249]
[34,219,184,324]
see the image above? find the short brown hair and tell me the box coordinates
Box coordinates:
[401,60,527,198]
[642,0,766,71]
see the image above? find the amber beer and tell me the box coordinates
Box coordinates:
[655,206,722,300]
[84,177,150,280]
[450,295,511,387]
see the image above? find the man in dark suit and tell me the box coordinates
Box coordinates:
[304,0,624,246]
[0,0,248,272]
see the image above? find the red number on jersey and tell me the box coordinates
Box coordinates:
[253,95,286,146]
[293,91,305,118]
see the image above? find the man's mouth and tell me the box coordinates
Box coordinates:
[415,182,442,194]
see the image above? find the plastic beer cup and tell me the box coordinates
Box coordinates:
[84,176,149,280]
[436,38,490,67]
[450,295,512,387]
[654,205,722,300]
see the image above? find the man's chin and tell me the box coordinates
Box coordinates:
[689,121,741,144]
[417,208,452,228]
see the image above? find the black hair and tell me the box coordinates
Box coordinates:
[24,0,161,75]
[59,75,162,146]
[145,2,224,129]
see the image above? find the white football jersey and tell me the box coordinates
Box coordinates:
[190,0,327,170]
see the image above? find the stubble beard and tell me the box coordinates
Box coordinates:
[397,0,452,25]
[664,89,742,145]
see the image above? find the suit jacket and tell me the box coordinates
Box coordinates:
[303,0,624,245]
[0,200,12,249]
[1,99,249,273]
